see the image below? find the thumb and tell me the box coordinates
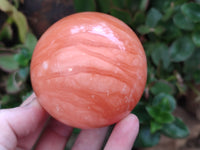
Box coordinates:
[1,93,48,137]
[0,93,48,149]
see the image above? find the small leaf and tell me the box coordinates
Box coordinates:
[14,48,31,67]
[173,12,194,30]
[133,11,145,27]
[132,102,151,123]
[17,67,29,81]
[150,0,173,11]
[183,48,200,78]
[150,121,163,133]
[126,0,141,12]
[150,80,175,95]
[192,31,200,47]
[112,0,125,8]
[6,74,21,93]
[162,20,182,42]
[0,0,14,12]
[110,8,132,25]
[97,0,111,13]
[24,32,37,53]
[194,70,200,84]
[0,24,13,41]
[0,0,28,43]
[146,106,175,123]
[162,117,189,138]
[0,54,19,72]
[146,8,162,27]
[134,126,160,148]
[150,43,170,69]
[0,94,21,108]
[11,10,28,43]
[73,128,81,134]
[0,95,10,108]
[152,93,176,112]
[21,91,33,101]
[154,26,165,36]
[74,0,96,12]
[162,5,174,21]
[139,0,149,11]
[169,36,195,62]
[181,3,200,23]
[137,25,150,34]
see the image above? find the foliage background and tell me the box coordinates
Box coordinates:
[0,0,200,149]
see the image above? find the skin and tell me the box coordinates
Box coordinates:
[0,93,139,150]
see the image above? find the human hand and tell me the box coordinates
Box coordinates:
[0,93,139,150]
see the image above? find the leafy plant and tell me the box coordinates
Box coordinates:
[73,0,200,148]
[0,0,37,108]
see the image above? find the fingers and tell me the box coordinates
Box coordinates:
[0,93,49,150]
[0,92,139,150]
[104,114,139,150]
[72,127,108,150]
[35,118,73,150]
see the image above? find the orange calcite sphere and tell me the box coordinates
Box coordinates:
[30,12,147,129]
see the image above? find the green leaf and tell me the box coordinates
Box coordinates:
[139,0,149,11]
[150,0,174,12]
[133,11,145,27]
[152,93,176,112]
[181,3,200,23]
[150,43,170,69]
[97,0,111,13]
[154,26,165,36]
[0,54,19,72]
[146,106,175,123]
[194,70,200,84]
[0,94,21,108]
[14,48,32,67]
[11,10,28,43]
[126,0,141,12]
[162,117,189,138]
[137,25,150,35]
[0,0,28,43]
[110,8,132,25]
[74,0,96,12]
[132,102,151,123]
[24,32,37,53]
[6,74,21,93]
[134,126,160,148]
[73,128,81,134]
[0,95,10,108]
[0,0,14,12]
[150,80,175,95]
[192,31,200,47]
[146,8,162,27]
[150,121,163,133]
[162,4,174,21]
[21,91,33,101]
[17,67,30,81]
[0,24,13,41]
[169,36,195,62]
[162,20,182,42]
[173,12,194,30]
[112,0,125,8]
[137,26,165,36]
[183,48,200,81]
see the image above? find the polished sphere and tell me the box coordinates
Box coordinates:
[30,12,147,129]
